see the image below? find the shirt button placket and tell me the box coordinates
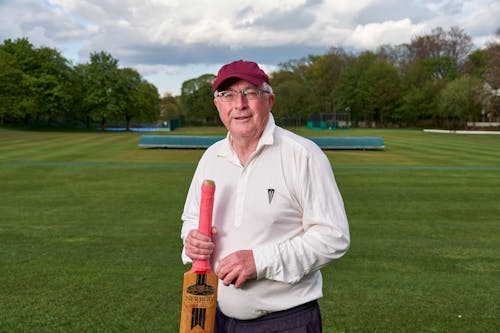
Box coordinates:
[234,166,248,228]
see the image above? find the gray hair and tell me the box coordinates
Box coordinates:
[262,82,273,94]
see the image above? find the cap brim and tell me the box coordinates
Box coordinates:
[212,74,266,92]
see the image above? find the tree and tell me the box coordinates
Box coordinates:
[397,55,458,125]
[359,61,401,125]
[483,40,500,90]
[132,80,161,127]
[115,67,142,130]
[277,57,310,81]
[406,26,472,68]
[395,84,437,125]
[160,93,180,122]
[0,38,39,73]
[335,52,380,124]
[0,38,39,124]
[270,66,315,124]
[375,44,410,70]
[306,49,352,115]
[84,51,120,128]
[1,37,161,128]
[31,46,74,125]
[464,48,486,79]
[0,49,24,124]
[72,63,91,127]
[438,76,482,129]
[0,38,74,126]
[180,74,217,125]
[269,68,303,87]
[482,35,500,118]
[406,27,446,61]
[273,79,313,124]
[446,26,473,67]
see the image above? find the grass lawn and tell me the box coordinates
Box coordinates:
[0,126,499,332]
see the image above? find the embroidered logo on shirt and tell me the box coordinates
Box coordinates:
[268,189,275,204]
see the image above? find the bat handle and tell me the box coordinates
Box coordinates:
[192,180,215,274]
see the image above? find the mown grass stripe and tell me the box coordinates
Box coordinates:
[1,160,197,168]
[2,160,499,171]
[333,165,500,171]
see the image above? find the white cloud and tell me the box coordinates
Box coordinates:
[2,0,499,95]
[349,19,425,49]
[462,1,500,38]
[134,63,181,76]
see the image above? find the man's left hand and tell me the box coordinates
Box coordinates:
[215,250,257,288]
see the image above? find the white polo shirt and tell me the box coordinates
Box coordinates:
[181,113,350,320]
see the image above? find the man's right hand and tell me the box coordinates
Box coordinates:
[184,227,217,261]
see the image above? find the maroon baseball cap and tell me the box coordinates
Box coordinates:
[212,60,270,92]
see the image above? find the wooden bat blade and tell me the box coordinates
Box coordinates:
[180,179,217,333]
[179,271,218,333]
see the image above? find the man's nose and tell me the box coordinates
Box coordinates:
[233,91,248,108]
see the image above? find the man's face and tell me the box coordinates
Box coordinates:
[214,79,275,142]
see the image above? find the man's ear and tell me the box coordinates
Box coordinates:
[267,93,275,110]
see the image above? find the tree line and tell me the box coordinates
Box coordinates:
[279,26,500,129]
[0,38,160,129]
[178,26,500,129]
[1,26,499,130]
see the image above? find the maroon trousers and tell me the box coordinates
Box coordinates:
[215,300,322,333]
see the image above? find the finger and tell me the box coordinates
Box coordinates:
[186,247,211,260]
[189,230,212,243]
[222,270,239,287]
[215,260,232,280]
[216,260,241,286]
[189,237,214,251]
[187,244,213,259]
[233,274,247,289]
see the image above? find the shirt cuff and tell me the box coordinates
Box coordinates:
[181,246,193,265]
[252,243,282,280]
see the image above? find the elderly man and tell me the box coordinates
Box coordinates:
[181,60,350,332]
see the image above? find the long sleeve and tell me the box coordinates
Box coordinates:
[253,144,350,284]
[180,167,203,265]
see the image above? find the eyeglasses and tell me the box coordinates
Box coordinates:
[215,88,270,102]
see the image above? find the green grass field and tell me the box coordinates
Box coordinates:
[1,126,499,332]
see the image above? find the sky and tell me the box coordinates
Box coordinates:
[1,0,499,96]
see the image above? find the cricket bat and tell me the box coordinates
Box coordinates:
[179,179,217,333]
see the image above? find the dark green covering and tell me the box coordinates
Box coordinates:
[139,135,384,150]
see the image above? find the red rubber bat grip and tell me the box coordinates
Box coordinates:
[191,180,215,273]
